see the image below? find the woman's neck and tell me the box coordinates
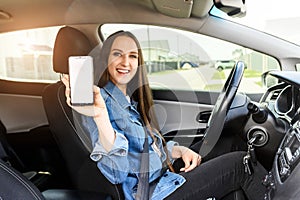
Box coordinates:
[109,78,127,95]
[114,82,127,95]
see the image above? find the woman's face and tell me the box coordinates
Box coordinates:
[107,35,139,93]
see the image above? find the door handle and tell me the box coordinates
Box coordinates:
[196,110,211,123]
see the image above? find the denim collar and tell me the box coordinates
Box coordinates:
[103,81,133,109]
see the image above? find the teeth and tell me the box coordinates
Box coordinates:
[117,69,129,73]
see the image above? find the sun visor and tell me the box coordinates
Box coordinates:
[151,0,193,18]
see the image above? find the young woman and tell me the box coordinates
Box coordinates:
[62,31,267,200]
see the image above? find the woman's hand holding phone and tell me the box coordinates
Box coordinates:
[62,75,107,117]
[62,74,116,151]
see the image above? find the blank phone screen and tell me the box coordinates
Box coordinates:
[68,56,94,105]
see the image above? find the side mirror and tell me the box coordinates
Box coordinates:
[214,0,246,17]
[261,70,279,88]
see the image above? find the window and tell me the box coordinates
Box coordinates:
[101,24,280,93]
[0,26,62,82]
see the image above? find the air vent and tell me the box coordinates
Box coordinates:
[270,90,281,100]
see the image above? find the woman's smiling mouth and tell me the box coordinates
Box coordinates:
[116,68,130,74]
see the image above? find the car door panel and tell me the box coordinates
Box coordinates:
[0,80,49,133]
[154,99,212,147]
[0,93,48,133]
[153,89,217,147]
[154,100,212,133]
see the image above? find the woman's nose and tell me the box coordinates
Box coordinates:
[121,55,129,66]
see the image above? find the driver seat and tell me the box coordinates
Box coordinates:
[42,26,123,200]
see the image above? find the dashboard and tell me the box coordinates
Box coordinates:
[274,85,295,119]
[262,77,300,123]
[260,71,300,200]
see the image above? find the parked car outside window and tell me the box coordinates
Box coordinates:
[214,60,236,71]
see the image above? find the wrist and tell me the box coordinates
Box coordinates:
[93,110,109,123]
[171,146,182,159]
[93,116,116,151]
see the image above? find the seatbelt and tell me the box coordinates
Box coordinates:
[135,126,150,200]
[0,141,10,164]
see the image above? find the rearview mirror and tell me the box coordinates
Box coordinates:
[214,0,246,17]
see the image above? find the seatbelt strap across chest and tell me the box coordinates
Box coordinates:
[135,126,150,200]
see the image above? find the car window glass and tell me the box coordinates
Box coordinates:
[101,24,280,93]
[0,26,62,82]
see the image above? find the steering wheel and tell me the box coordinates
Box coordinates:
[199,61,245,157]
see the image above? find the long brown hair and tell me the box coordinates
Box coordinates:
[98,31,174,172]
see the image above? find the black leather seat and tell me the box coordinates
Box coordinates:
[42,26,123,200]
[0,158,45,200]
[0,120,53,190]
[0,158,112,200]
[0,120,25,170]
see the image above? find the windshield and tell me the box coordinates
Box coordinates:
[211,0,300,46]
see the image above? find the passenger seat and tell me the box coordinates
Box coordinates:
[0,158,111,200]
[0,120,25,170]
[0,120,52,189]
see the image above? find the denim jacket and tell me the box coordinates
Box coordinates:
[77,81,185,200]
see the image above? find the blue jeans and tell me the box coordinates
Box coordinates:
[166,151,267,200]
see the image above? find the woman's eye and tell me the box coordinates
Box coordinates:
[130,54,138,59]
[112,52,122,57]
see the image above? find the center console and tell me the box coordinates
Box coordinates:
[265,122,300,200]
[277,126,300,181]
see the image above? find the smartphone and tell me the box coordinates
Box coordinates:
[68,56,94,106]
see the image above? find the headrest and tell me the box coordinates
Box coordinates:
[53,26,92,74]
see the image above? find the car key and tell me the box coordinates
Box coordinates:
[243,153,252,175]
[247,135,258,166]
[249,146,257,165]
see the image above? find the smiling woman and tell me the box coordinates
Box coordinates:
[60,30,268,200]
[107,35,139,93]
[2,0,300,200]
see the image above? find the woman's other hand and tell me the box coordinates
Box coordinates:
[172,146,202,173]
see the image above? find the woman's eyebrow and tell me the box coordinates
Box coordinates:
[111,48,122,52]
[111,48,138,54]
[129,50,139,54]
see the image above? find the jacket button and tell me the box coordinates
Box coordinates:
[163,173,168,177]
[174,181,179,185]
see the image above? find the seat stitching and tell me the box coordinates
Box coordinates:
[57,84,93,152]
[0,162,42,200]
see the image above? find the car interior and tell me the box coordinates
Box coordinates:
[1,0,300,200]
